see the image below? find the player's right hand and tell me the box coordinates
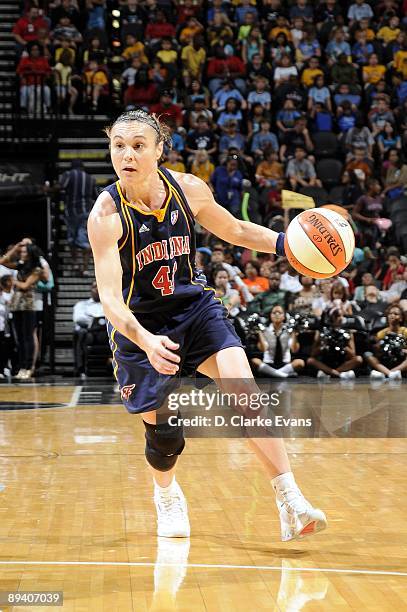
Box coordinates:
[144,335,181,375]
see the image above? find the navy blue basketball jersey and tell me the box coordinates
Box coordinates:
[103,166,209,314]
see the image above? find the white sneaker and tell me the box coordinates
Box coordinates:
[370,370,386,380]
[154,480,190,538]
[388,370,402,380]
[273,482,327,542]
[317,370,330,379]
[339,370,355,379]
[15,369,27,379]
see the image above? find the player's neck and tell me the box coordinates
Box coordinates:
[121,168,164,209]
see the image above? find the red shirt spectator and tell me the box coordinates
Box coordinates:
[150,91,183,126]
[207,54,246,79]
[145,10,176,41]
[17,49,51,85]
[13,7,49,45]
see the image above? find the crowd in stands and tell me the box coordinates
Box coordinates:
[7,0,407,378]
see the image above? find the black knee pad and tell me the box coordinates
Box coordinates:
[143,413,185,472]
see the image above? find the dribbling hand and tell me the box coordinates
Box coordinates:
[144,335,180,375]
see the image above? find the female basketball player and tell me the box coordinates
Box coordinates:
[88,110,327,542]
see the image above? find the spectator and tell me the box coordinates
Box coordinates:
[345,145,374,178]
[354,272,380,301]
[73,281,104,377]
[212,266,241,314]
[247,76,271,111]
[8,244,45,380]
[288,275,317,314]
[211,156,243,215]
[331,53,359,86]
[352,178,385,247]
[53,49,78,114]
[241,26,265,64]
[243,260,270,296]
[345,118,375,159]
[123,69,158,109]
[52,16,83,46]
[251,119,279,158]
[145,9,176,45]
[363,53,386,86]
[185,116,217,157]
[357,285,387,324]
[307,306,363,379]
[307,74,332,112]
[273,54,298,86]
[212,79,247,112]
[59,160,98,276]
[286,146,322,190]
[13,6,49,50]
[219,121,246,155]
[17,43,52,114]
[324,280,354,316]
[279,116,314,161]
[366,304,407,379]
[251,304,305,378]
[181,35,206,82]
[255,148,284,188]
[382,149,407,198]
[280,264,303,293]
[84,59,109,111]
[163,149,186,173]
[312,279,334,317]
[190,150,215,184]
[276,98,301,135]
[300,56,323,88]
[218,98,243,132]
[121,33,148,64]
[248,271,289,315]
[376,122,401,157]
[150,90,183,127]
[348,0,374,27]
[326,27,351,65]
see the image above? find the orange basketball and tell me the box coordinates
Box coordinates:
[284,208,355,279]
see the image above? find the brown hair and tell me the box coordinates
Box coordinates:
[104,109,172,148]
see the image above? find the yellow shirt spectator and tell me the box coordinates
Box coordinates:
[363,64,386,84]
[191,159,215,184]
[55,47,75,64]
[269,26,292,42]
[394,50,407,76]
[163,160,186,173]
[156,49,178,64]
[181,44,206,78]
[122,43,148,63]
[301,67,323,88]
[85,69,108,86]
[377,26,400,44]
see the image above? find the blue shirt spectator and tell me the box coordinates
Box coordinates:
[211,160,243,214]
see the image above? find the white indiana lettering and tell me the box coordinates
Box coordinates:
[135,237,190,272]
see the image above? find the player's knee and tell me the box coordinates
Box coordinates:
[143,415,185,472]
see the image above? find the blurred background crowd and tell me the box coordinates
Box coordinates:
[3,0,407,379]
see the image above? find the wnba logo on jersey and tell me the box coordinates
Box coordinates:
[171,210,178,225]
[121,384,135,401]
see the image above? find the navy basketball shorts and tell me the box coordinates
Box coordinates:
[106,291,243,414]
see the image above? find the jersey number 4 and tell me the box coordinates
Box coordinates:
[152,262,178,296]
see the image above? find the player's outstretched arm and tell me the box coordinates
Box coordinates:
[88,193,180,375]
[178,173,285,255]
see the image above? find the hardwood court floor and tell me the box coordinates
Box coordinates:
[0,381,406,611]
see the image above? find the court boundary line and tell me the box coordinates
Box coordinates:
[68,386,82,407]
[0,561,405,577]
